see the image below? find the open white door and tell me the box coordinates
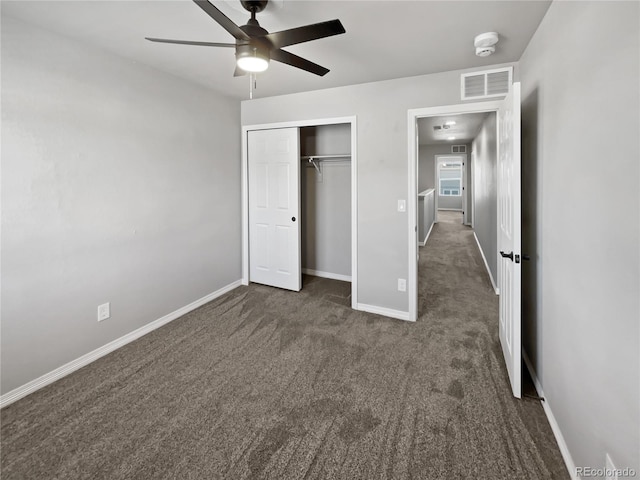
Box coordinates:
[248,128,301,291]
[498,82,522,398]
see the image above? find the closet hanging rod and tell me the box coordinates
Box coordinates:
[301,154,351,160]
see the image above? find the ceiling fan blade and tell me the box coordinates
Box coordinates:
[234,65,248,77]
[264,20,345,49]
[271,49,330,77]
[192,0,250,41]
[145,37,236,48]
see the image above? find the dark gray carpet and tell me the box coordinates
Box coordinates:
[1,215,569,479]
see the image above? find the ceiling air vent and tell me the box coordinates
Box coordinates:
[452,145,467,153]
[461,67,512,100]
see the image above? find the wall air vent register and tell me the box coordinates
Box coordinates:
[461,67,512,100]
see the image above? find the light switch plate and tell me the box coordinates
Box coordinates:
[397,199,406,212]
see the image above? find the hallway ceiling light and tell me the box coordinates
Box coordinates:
[445,121,456,126]
[474,31,499,57]
[447,136,456,140]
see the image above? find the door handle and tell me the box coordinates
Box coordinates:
[291,217,296,222]
[500,251,514,261]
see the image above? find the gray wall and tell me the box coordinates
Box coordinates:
[419,145,451,192]
[419,145,471,215]
[241,66,515,312]
[520,1,639,473]
[1,17,242,394]
[300,125,351,277]
[300,124,351,158]
[471,113,497,284]
[438,196,462,211]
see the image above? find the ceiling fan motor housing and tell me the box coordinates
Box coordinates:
[236,42,271,62]
[239,21,268,39]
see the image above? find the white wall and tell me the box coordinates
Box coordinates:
[520,1,639,474]
[242,65,513,312]
[471,113,497,284]
[1,17,242,395]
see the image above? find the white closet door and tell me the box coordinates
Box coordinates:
[248,128,301,291]
[498,82,522,398]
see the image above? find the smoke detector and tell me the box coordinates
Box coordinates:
[474,32,499,57]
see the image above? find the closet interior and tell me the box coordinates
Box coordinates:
[299,123,352,282]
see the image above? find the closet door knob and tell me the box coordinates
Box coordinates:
[292,217,296,222]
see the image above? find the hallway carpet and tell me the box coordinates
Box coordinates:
[1,218,568,479]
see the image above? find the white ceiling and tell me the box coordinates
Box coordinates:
[418,112,490,146]
[2,0,551,100]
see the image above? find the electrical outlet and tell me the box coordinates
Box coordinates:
[97,302,110,322]
[398,278,406,292]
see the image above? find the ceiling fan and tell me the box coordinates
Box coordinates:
[146,0,345,77]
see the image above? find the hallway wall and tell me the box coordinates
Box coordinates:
[520,0,639,473]
[471,113,497,285]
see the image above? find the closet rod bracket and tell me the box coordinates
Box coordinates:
[308,157,322,174]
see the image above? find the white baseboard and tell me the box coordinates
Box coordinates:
[419,221,435,247]
[356,303,411,322]
[522,350,578,480]
[302,268,351,282]
[0,280,242,409]
[473,232,499,295]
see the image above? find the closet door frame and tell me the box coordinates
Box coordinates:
[242,116,358,308]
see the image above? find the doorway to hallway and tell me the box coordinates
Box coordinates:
[408,87,523,398]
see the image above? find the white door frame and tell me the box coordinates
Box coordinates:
[242,116,358,308]
[408,101,502,322]
[434,154,467,222]
[470,149,476,229]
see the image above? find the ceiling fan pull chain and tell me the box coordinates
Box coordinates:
[248,73,259,99]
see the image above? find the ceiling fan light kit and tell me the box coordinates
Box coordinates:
[146,0,345,85]
[236,44,270,72]
[474,31,499,57]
